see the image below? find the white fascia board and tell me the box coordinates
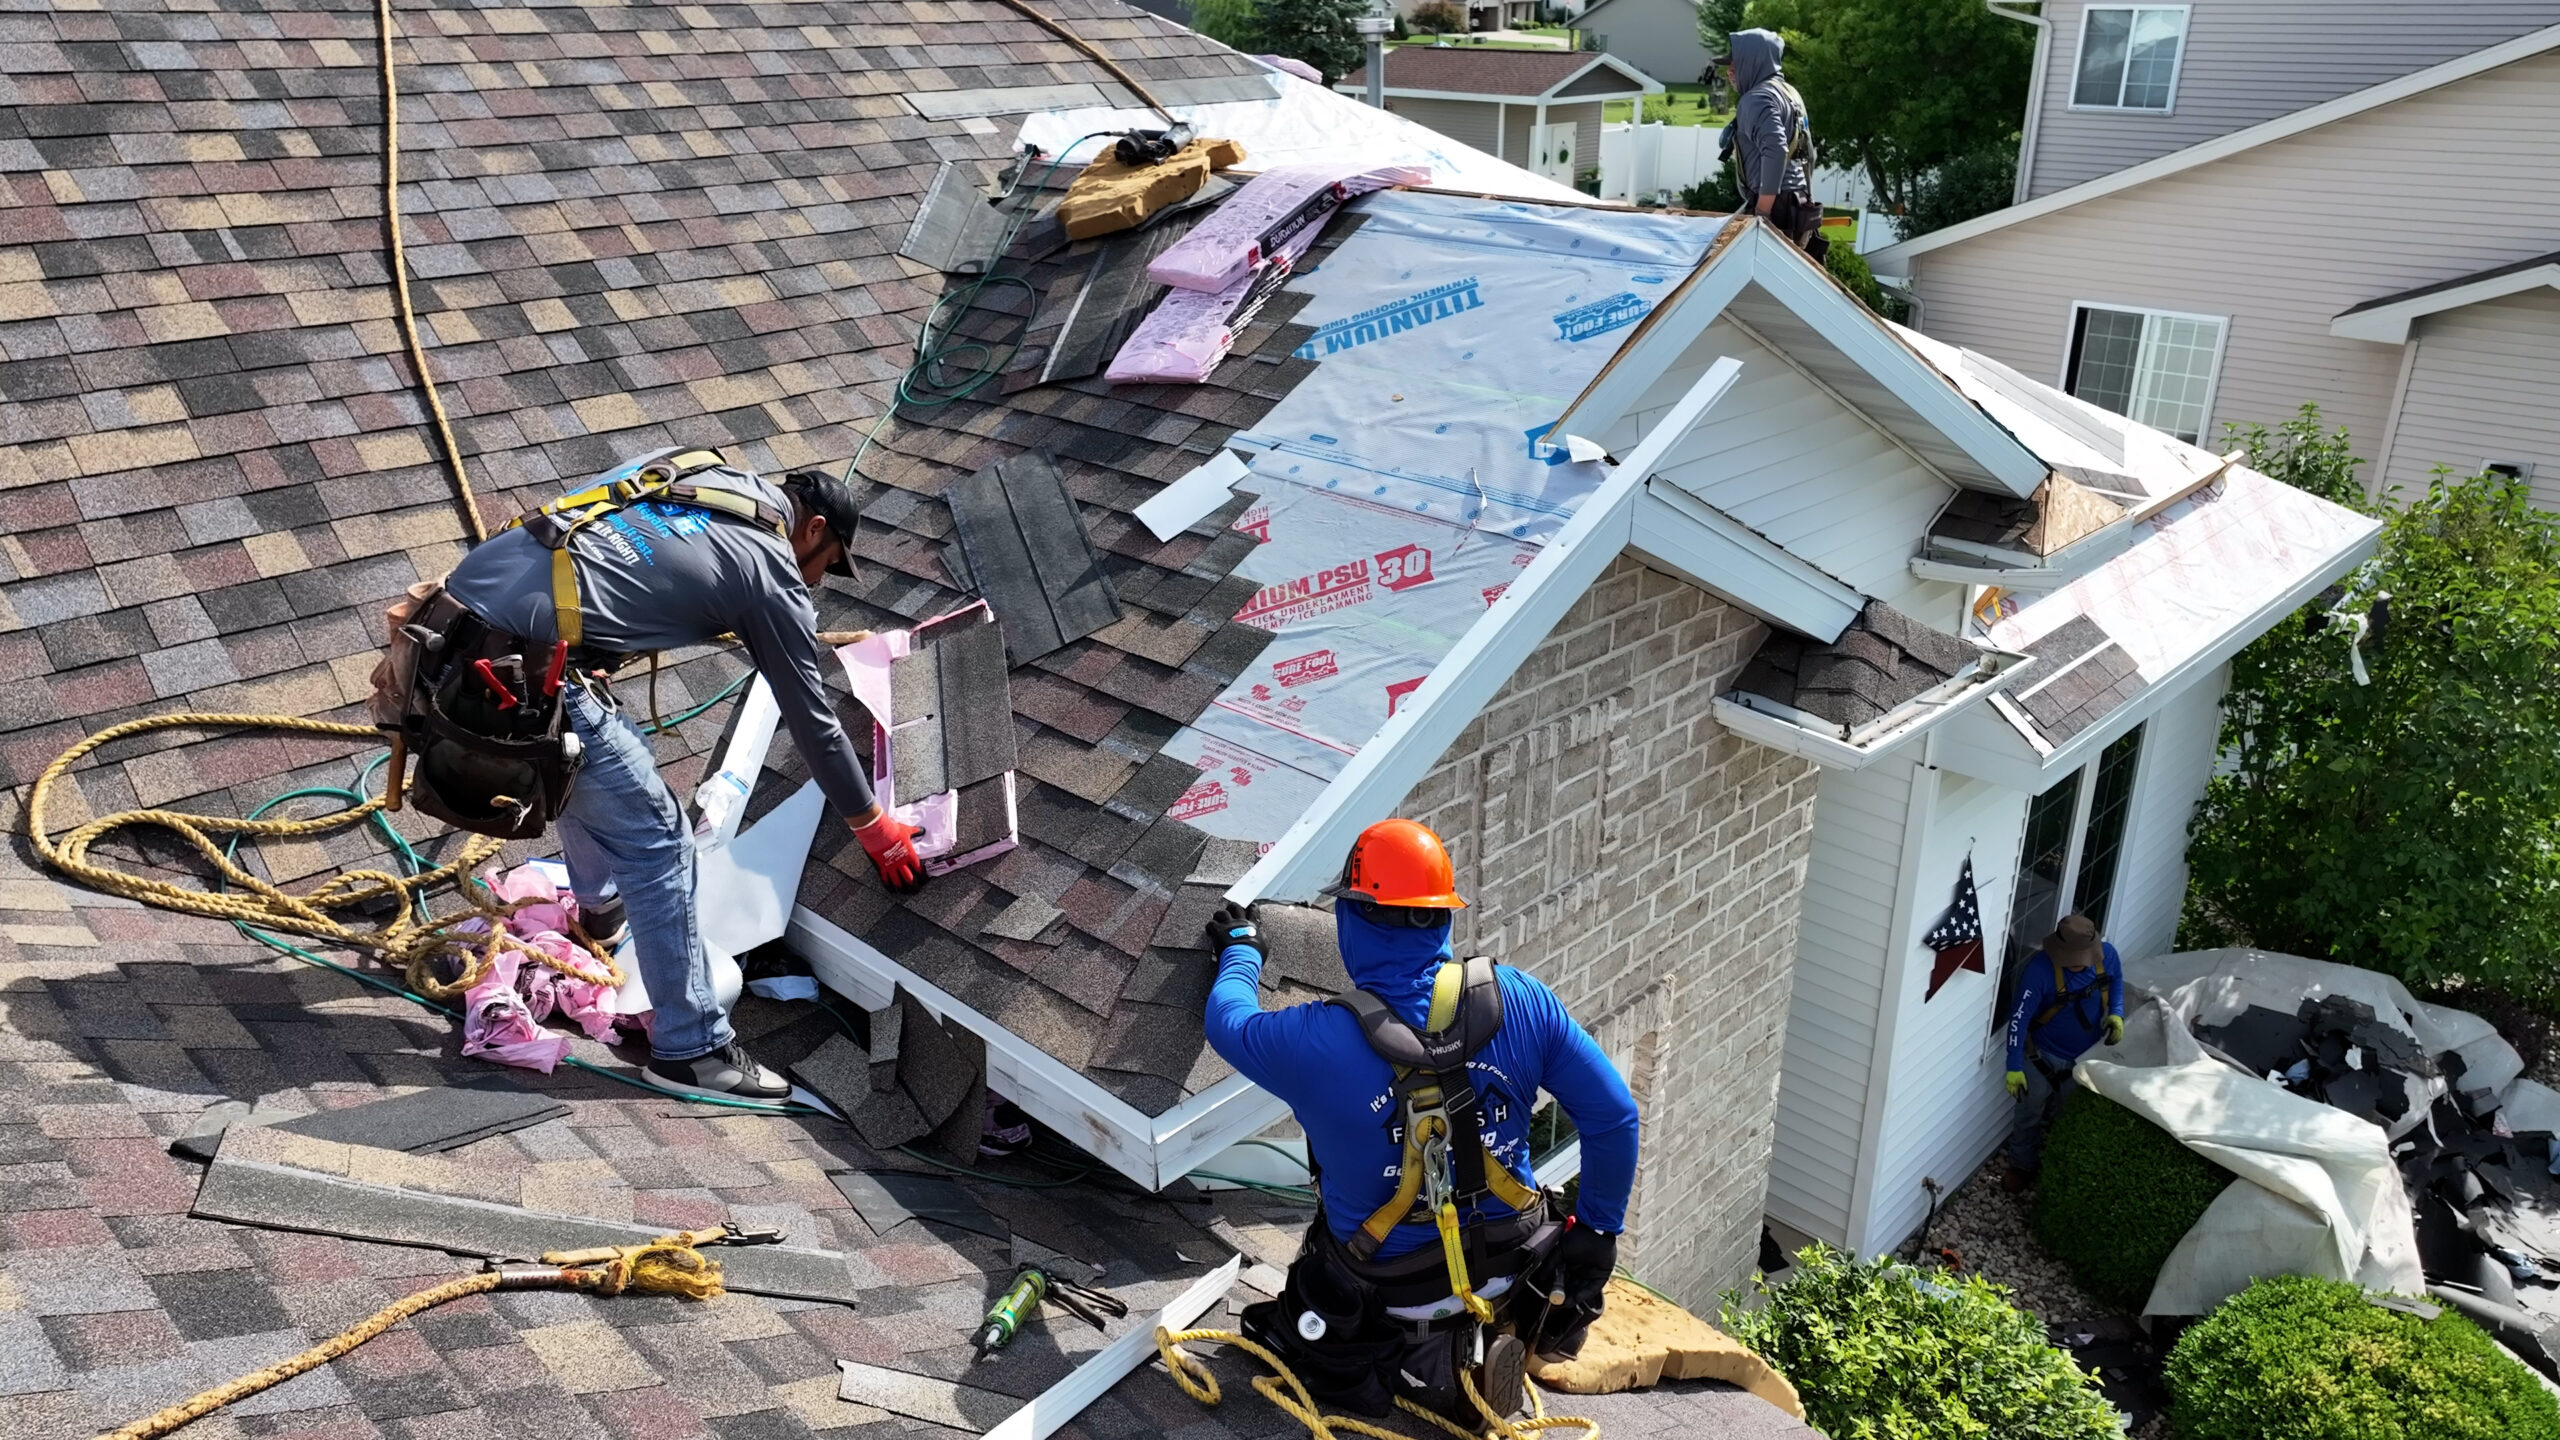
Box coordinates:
[1872,21,2560,269]
[789,906,1166,1186]
[1150,1071,1293,1182]
[2331,264,2560,343]
[1533,1137,1583,1189]
[1547,53,1665,96]
[1746,232,2048,498]
[1930,517,2384,789]
[1631,479,1865,641]
[1335,82,1651,104]
[1235,356,1749,906]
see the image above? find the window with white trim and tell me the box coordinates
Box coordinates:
[1987,723,2146,1036]
[2072,5,2188,111]
[2063,303,2225,444]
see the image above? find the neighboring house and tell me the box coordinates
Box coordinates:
[1392,0,1547,32]
[1337,48,1658,185]
[1568,0,1718,86]
[1871,20,2560,511]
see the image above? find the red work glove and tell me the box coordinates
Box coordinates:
[852,811,926,894]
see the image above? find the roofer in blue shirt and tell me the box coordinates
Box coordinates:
[1201,819,1639,1428]
[2003,912,2124,1190]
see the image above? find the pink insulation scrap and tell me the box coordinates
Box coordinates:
[457,863,629,1073]
[1146,162,1432,295]
[1105,260,1295,385]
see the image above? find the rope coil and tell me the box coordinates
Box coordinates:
[1155,1325,1598,1440]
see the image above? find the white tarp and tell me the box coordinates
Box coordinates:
[1015,69,1590,205]
[1152,192,1726,842]
[2080,947,2513,1314]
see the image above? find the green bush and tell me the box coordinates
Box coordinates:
[1722,1245,2123,1440]
[1409,0,1463,34]
[2167,1274,2560,1440]
[2034,1091,2231,1312]
[1822,238,1883,313]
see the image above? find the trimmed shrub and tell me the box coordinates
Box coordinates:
[2167,1274,2560,1440]
[1822,238,1883,313]
[1409,0,1464,33]
[1723,1244,2123,1440]
[2034,1090,2232,1312]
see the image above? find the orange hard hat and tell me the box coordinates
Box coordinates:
[1339,818,1468,909]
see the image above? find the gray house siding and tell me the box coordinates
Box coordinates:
[1386,97,1609,175]
[2379,288,2560,511]
[1570,0,1717,87]
[1908,49,2560,472]
[2024,1,2560,199]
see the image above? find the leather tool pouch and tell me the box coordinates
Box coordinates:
[391,596,584,841]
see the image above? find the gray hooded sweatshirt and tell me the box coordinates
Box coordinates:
[442,465,877,821]
[1728,28,1808,205]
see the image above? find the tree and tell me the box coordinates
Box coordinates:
[1740,0,2034,219]
[1252,0,1368,87]
[1188,0,1260,49]
[1697,0,1750,59]
[1410,0,1464,34]
[2185,409,2560,994]
[1899,142,2015,237]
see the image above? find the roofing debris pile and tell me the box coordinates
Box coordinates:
[2097,949,2560,1377]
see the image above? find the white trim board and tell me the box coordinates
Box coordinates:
[2332,259,2560,344]
[1870,21,2560,270]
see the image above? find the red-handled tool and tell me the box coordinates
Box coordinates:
[473,658,521,710]
[542,640,569,696]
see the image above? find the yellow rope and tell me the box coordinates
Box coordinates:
[1155,1326,1599,1440]
[25,713,620,1002]
[96,1230,731,1440]
[378,0,483,543]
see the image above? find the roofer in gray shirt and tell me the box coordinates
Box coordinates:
[1722,28,1828,258]
[418,447,925,1100]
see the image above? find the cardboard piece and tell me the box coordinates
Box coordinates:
[1525,1276,1803,1419]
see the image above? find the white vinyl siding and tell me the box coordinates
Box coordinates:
[1859,767,2033,1255]
[2071,6,2189,112]
[1768,761,1914,1243]
[2098,665,2227,964]
[2023,2,2560,199]
[1600,317,1964,616]
[2380,287,2560,513]
[1911,49,2560,465]
[2063,304,2227,444]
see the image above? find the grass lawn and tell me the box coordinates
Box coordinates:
[1603,84,1729,127]
[1391,35,1566,49]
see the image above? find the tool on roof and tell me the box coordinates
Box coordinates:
[97,1223,758,1440]
[973,1262,1129,1357]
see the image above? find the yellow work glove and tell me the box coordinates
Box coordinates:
[2103,1014,2125,1046]
[2005,1070,2028,1098]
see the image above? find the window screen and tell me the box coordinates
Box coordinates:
[2071,723,2146,931]
[1992,771,2084,1035]
[2074,7,2187,110]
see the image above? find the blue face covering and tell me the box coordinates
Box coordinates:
[1335,897,1455,1025]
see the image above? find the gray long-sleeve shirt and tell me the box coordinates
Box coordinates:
[442,467,877,821]
[1728,28,1808,205]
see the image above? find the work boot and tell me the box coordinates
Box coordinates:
[1474,1333,1527,1423]
[2002,1161,2037,1195]
[576,895,628,950]
[643,1042,791,1102]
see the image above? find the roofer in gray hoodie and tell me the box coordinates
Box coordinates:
[1722,28,1826,256]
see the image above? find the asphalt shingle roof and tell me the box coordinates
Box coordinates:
[1730,599,1977,734]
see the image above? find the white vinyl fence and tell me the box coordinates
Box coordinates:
[1597,121,1903,249]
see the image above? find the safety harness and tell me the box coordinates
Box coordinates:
[386,448,792,839]
[1327,957,1543,1322]
[2032,953,2106,1030]
[506,447,791,651]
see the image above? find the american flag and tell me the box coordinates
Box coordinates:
[1923,856,1987,1000]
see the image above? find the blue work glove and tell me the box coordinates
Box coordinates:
[1207,900,1264,963]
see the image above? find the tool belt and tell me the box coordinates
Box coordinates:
[380,585,585,841]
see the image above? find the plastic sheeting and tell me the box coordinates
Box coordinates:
[1014,69,1589,205]
[2082,947,2513,1314]
[1157,192,1726,842]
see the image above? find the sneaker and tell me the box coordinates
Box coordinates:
[979,1099,1034,1157]
[577,896,629,950]
[1474,1333,1527,1421]
[644,1042,791,1101]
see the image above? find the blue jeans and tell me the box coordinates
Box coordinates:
[2007,1054,2068,1170]
[554,684,729,1063]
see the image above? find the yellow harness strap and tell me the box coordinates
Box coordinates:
[1353,962,1539,1259]
[511,450,787,653]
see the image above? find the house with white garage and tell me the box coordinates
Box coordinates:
[1873,8,2560,510]
[1335,48,1658,189]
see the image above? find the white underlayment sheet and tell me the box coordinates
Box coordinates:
[1162,192,1725,843]
[1014,70,1588,205]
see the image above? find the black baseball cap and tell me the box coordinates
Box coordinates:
[780,470,860,578]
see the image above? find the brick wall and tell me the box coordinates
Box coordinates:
[1401,555,1821,1310]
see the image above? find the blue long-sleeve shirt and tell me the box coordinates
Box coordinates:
[1205,902,1639,1257]
[2005,942,2124,1072]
